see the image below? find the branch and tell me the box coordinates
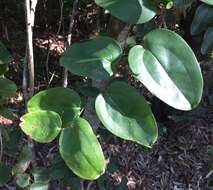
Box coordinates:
[24,0,38,98]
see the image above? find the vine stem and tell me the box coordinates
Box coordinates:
[0,129,3,161]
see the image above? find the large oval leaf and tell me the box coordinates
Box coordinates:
[95,0,156,24]
[0,78,17,97]
[128,29,203,110]
[59,118,106,180]
[201,27,213,55]
[60,36,122,80]
[20,111,62,143]
[27,87,81,127]
[191,4,213,35]
[200,0,213,5]
[95,82,158,147]
[0,41,12,65]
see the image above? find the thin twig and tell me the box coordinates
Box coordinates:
[48,71,56,87]
[86,181,94,190]
[23,49,28,104]
[57,0,64,35]
[0,129,3,162]
[62,0,79,87]
[80,180,85,190]
[45,38,50,84]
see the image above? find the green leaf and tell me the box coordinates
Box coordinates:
[49,162,70,181]
[95,81,158,147]
[30,183,49,190]
[95,0,156,24]
[0,107,16,120]
[0,41,12,65]
[0,78,17,97]
[128,29,203,110]
[201,27,213,55]
[79,86,100,98]
[59,118,106,180]
[174,0,194,7]
[16,173,30,188]
[5,128,22,153]
[20,111,62,143]
[200,0,213,5]
[27,87,81,127]
[191,4,213,35]
[31,167,50,183]
[0,64,8,76]
[0,163,11,186]
[12,145,33,175]
[134,20,157,38]
[60,36,122,80]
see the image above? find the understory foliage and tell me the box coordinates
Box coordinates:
[0,0,212,189]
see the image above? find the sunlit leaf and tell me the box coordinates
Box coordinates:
[59,118,106,180]
[129,29,203,110]
[20,111,62,143]
[28,87,81,127]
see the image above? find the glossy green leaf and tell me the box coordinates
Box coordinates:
[60,36,122,80]
[95,0,156,24]
[0,41,12,65]
[0,163,11,186]
[0,78,17,97]
[200,0,213,5]
[59,118,106,180]
[128,29,203,110]
[191,4,213,35]
[27,87,81,127]
[16,173,30,188]
[20,111,62,143]
[95,82,158,147]
[12,145,33,175]
[30,183,49,190]
[201,27,213,55]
